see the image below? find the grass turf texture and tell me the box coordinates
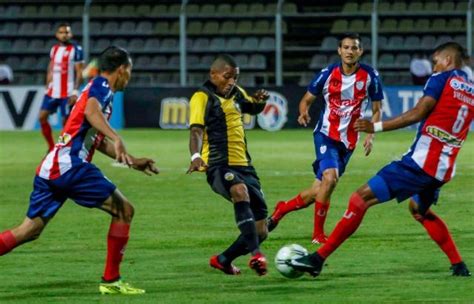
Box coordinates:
[0,129,472,303]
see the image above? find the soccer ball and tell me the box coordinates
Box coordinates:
[274,244,308,278]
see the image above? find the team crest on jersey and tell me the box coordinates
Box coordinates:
[257,91,288,131]
[320,145,327,154]
[224,172,235,181]
[356,81,364,90]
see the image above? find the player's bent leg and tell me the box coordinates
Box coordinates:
[229,183,267,275]
[312,169,339,244]
[268,181,321,232]
[0,217,47,255]
[39,110,55,151]
[99,190,143,293]
[249,218,268,275]
[409,200,469,276]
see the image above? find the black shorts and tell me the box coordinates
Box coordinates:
[206,165,268,221]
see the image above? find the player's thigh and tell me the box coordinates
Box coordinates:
[206,166,247,202]
[312,134,344,180]
[65,163,118,211]
[367,160,443,205]
[27,176,68,220]
[228,166,269,220]
[40,95,60,113]
[411,187,441,215]
[58,98,71,117]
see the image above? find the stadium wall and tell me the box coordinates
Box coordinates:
[0,86,124,130]
[123,86,426,130]
[1,85,431,131]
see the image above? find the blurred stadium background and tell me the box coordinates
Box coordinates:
[1,0,471,87]
[0,0,472,132]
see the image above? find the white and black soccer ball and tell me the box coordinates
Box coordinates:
[274,244,308,278]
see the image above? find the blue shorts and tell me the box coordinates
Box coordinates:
[312,132,354,180]
[367,158,444,214]
[41,95,71,117]
[27,163,116,219]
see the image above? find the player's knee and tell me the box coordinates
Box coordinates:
[408,200,424,222]
[122,201,135,223]
[230,184,249,202]
[322,171,338,189]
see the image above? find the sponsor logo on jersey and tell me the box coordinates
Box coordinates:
[450,78,474,95]
[257,91,288,131]
[426,125,463,147]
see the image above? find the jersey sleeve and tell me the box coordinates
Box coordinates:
[307,67,331,96]
[189,91,208,127]
[367,68,384,101]
[74,44,84,63]
[423,72,450,101]
[88,79,109,108]
[235,86,266,114]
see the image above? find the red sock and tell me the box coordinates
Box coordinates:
[314,201,330,235]
[40,121,55,151]
[103,223,130,281]
[280,194,308,214]
[415,210,462,265]
[0,230,17,256]
[318,192,368,259]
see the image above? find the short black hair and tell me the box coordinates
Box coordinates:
[211,54,237,70]
[56,22,71,30]
[434,42,466,67]
[338,33,362,48]
[98,46,132,72]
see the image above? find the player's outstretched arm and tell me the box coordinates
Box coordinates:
[84,97,132,165]
[297,92,316,127]
[355,95,437,133]
[97,139,159,175]
[187,126,207,174]
[363,100,382,156]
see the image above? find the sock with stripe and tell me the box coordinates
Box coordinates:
[318,192,368,259]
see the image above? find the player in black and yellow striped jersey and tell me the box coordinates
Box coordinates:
[187,54,270,276]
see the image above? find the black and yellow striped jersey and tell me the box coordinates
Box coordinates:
[189,80,265,167]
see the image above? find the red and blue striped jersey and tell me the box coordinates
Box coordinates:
[46,42,83,99]
[403,69,473,182]
[37,76,113,180]
[307,63,384,150]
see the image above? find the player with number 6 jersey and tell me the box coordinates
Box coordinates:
[288,42,472,278]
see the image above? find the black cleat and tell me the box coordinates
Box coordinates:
[266,217,279,232]
[450,262,471,277]
[287,252,324,277]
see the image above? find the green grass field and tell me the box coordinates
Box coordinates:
[0,130,472,303]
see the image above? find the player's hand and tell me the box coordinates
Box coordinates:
[253,89,269,103]
[68,95,78,106]
[363,134,374,156]
[114,139,133,166]
[354,119,374,133]
[131,157,159,175]
[297,112,311,127]
[186,158,208,174]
